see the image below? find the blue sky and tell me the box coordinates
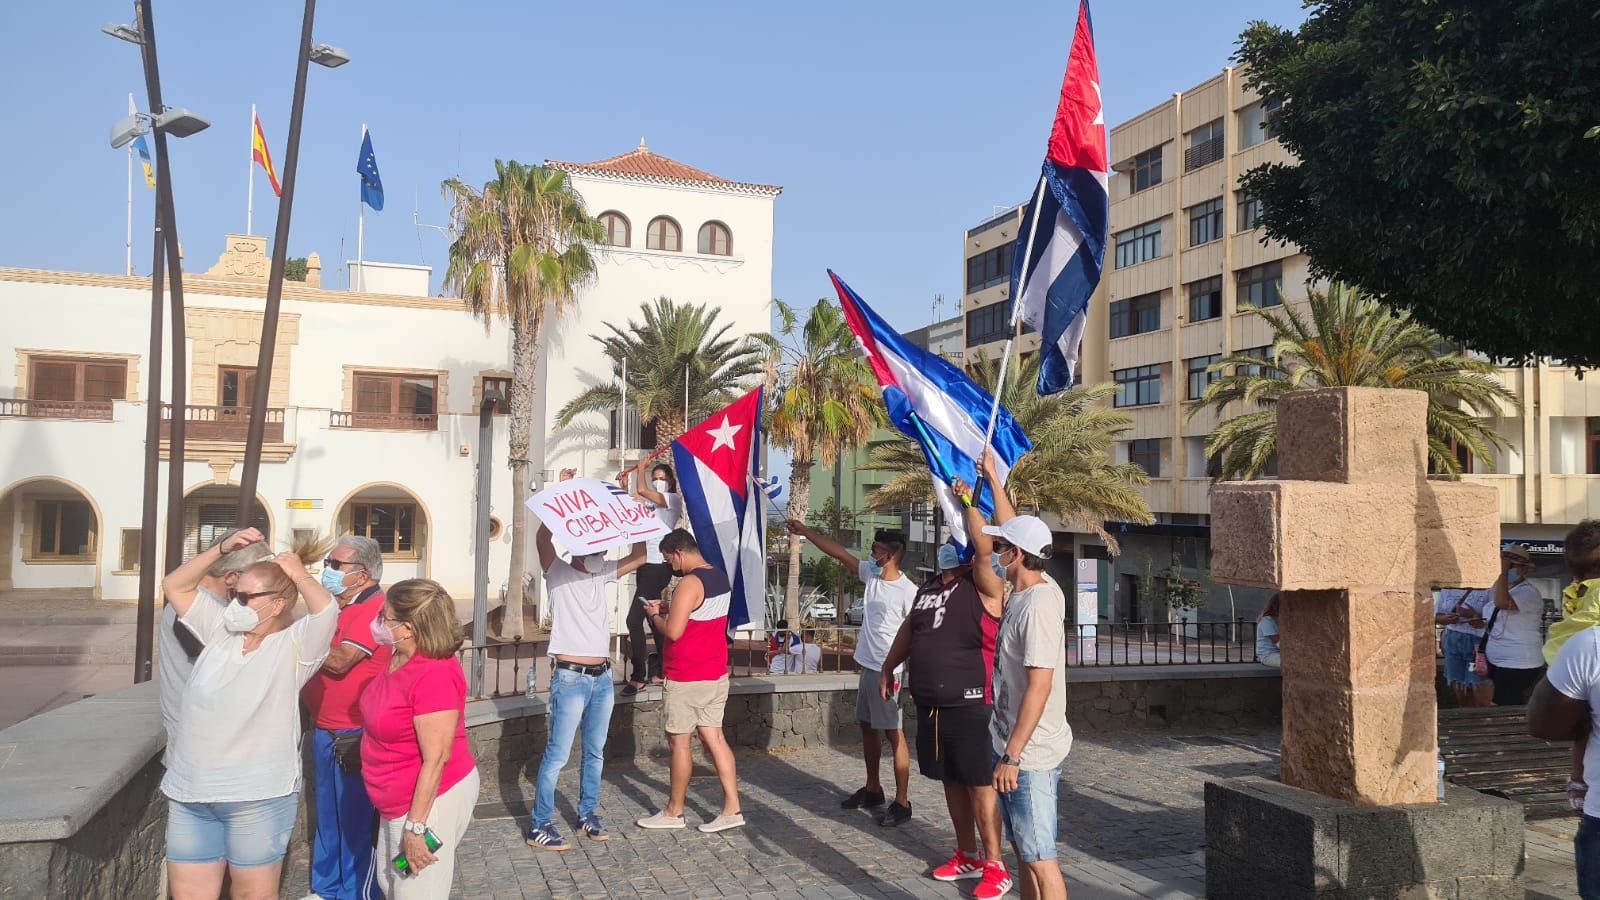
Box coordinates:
[1,1,1307,331]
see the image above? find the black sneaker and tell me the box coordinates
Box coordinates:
[876,801,912,827]
[841,787,886,809]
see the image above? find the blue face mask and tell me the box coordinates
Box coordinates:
[992,552,1007,580]
[321,566,349,596]
[867,559,884,578]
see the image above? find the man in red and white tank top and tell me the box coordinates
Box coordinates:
[636,529,744,834]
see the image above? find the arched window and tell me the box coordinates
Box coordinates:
[697,221,732,256]
[646,216,682,252]
[597,211,630,247]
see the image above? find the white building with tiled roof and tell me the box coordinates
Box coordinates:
[537,141,781,481]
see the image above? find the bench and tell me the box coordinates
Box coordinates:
[1438,705,1577,820]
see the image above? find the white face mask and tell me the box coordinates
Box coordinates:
[222,602,261,634]
[576,554,604,574]
[653,479,670,493]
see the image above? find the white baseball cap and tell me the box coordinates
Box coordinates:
[982,516,1053,558]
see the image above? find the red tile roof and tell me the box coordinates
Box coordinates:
[549,140,781,196]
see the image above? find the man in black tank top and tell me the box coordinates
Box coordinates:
[879,542,1010,894]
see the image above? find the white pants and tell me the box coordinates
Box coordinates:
[374,768,480,900]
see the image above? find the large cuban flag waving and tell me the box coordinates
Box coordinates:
[671,388,766,632]
[830,272,1031,551]
[1010,0,1109,395]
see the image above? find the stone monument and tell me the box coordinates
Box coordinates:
[1205,387,1525,898]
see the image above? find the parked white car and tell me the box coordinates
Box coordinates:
[808,600,837,621]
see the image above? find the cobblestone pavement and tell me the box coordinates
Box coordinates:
[284,730,1582,898]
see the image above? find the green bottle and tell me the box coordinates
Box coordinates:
[392,827,443,875]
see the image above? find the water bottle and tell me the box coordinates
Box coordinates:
[525,664,537,699]
[1436,752,1446,800]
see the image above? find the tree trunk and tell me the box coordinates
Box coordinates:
[502,322,540,640]
[784,458,814,627]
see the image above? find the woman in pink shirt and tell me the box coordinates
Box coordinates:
[359,579,478,899]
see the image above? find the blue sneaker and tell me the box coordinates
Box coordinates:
[525,820,570,851]
[580,815,610,842]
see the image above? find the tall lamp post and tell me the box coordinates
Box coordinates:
[235,0,348,527]
[105,4,210,682]
[470,386,504,697]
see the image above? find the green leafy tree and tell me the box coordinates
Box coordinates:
[554,296,773,447]
[865,353,1153,550]
[768,299,886,626]
[442,161,604,639]
[284,257,308,282]
[1235,1,1600,365]
[810,556,862,614]
[1191,282,1519,480]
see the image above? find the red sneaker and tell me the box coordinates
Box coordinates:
[930,849,983,881]
[972,860,1014,899]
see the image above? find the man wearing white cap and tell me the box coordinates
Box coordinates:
[955,454,1071,900]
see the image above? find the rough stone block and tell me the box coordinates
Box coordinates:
[1210,484,1283,588]
[1277,387,1427,485]
[1414,480,1502,591]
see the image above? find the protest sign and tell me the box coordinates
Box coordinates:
[526,478,667,556]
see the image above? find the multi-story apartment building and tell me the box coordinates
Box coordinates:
[964,66,1599,623]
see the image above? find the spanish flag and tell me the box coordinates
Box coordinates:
[252,113,281,197]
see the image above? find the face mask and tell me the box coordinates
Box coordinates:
[370,618,397,647]
[937,545,961,572]
[223,602,261,634]
[576,554,604,574]
[867,560,884,578]
[321,566,349,596]
[992,551,1010,581]
[653,479,670,493]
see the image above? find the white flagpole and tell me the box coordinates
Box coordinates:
[357,123,367,291]
[126,93,135,276]
[979,173,1048,462]
[247,104,255,236]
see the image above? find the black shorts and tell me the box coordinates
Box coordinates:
[915,703,993,788]
[634,562,673,602]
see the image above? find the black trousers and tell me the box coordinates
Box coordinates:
[627,562,673,683]
[1488,662,1546,707]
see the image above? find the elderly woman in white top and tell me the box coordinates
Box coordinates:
[160,528,338,900]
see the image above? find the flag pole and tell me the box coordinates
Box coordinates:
[126,93,135,276]
[357,123,366,291]
[247,104,255,236]
[975,173,1047,507]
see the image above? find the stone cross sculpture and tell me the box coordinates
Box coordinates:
[1210,387,1499,805]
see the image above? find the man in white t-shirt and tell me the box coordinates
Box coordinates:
[1532,626,1600,898]
[786,520,918,827]
[526,521,646,851]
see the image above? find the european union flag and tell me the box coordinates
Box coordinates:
[357,129,384,211]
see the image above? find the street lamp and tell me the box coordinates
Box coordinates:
[470,385,504,697]
[235,0,347,529]
[100,22,142,44]
[109,108,211,149]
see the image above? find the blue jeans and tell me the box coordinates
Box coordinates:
[1441,629,1490,686]
[995,754,1063,863]
[533,665,616,825]
[1579,814,1600,899]
[310,728,382,900]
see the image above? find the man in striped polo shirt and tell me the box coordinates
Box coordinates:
[636,529,745,834]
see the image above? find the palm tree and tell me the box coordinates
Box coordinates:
[768,299,885,626]
[554,296,773,447]
[864,353,1154,550]
[442,160,605,639]
[1191,281,1518,481]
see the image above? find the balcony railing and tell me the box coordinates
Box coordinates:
[1184,137,1224,172]
[329,410,438,431]
[0,398,115,420]
[161,405,283,442]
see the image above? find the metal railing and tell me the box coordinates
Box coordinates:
[1070,620,1259,666]
[1184,137,1224,171]
[161,404,283,441]
[0,398,114,420]
[329,410,438,431]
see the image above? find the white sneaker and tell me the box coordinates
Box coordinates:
[698,813,745,833]
[298,895,327,900]
[636,810,687,829]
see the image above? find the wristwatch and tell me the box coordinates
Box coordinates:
[999,753,1020,767]
[403,819,428,835]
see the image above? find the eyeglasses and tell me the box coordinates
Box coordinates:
[229,588,278,605]
[323,558,365,572]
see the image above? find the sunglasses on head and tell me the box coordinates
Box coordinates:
[322,558,364,572]
[229,588,277,605]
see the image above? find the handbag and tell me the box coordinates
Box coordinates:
[331,729,364,774]
[1474,605,1501,678]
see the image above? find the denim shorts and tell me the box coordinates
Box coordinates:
[166,793,299,867]
[1441,629,1490,687]
[995,755,1062,863]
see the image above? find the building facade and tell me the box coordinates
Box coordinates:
[0,236,514,602]
[963,65,1600,624]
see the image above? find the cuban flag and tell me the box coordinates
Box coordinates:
[1010,0,1109,395]
[671,388,766,632]
[830,272,1032,550]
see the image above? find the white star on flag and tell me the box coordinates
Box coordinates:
[707,415,742,452]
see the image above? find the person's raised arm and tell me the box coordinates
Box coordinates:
[979,452,1017,525]
[536,524,558,574]
[649,571,704,641]
[616,541,648,578]
[163,527,264,616]
[274,552,332,617]
[785,519,861,570]
[954,477,1005,603]
[879,618,913,700]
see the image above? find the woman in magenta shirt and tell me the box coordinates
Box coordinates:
[359,580,478,899]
